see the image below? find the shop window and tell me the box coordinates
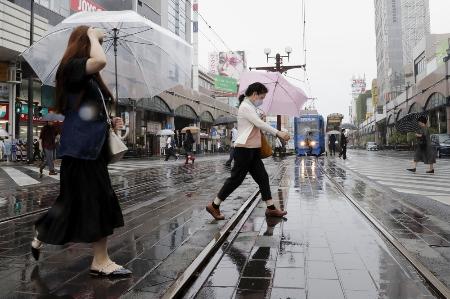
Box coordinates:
[137,96,171,114]
[175,104,197,120]
[200,111,214,124]
[425,93,447,111]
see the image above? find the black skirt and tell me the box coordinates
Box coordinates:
[35,139,124,245]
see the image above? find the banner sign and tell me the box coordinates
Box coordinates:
[214,75,237,93]
[71,0,104,12]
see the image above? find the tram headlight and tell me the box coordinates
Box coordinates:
[300,141,306,147]
[310,141,317,146]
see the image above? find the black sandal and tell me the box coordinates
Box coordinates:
[90,262,132,278]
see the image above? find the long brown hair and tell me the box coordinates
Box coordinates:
[55,25,113,114]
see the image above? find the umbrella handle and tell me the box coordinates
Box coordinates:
[117,126,129,140]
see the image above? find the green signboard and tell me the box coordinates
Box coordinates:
[214,75,237,93]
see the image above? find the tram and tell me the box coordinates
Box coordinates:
[294,113,325,156]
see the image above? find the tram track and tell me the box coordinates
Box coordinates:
[162,157,449,299]
[160,162,287,299]
[319,162,450,299]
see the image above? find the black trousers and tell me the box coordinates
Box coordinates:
[340,146,347,159]
[218,147,272,201]
[225,147,235,164]
[165,148,177,161]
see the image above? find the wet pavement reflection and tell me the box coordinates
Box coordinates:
[0,157,279,298]
[195,157,438,299]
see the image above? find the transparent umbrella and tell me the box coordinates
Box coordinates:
[21,10,192,100]
[0,128,8,137]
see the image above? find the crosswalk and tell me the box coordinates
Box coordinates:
[0,159,172,188]
[342,154,450,206]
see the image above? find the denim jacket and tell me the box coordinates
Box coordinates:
[57,58,109,160]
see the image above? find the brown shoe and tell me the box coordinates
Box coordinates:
[206,203,225,220]
[265,208,287,217]
[48,171,58,176]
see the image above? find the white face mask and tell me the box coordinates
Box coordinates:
[253,99,264,107]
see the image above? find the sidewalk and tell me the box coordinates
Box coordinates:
[195,157,437,298]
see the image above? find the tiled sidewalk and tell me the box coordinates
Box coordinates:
[196,157,437,299]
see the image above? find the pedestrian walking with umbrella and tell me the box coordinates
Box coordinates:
[402,114,436,174]
[31,26,131,277]
[182,129,196,165]
[206,82,290,220]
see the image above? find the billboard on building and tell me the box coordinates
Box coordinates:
[209,51,247,80]
[351,76,366,98]
[70,0,132,13]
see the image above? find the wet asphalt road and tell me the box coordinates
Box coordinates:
[0,152,448,298]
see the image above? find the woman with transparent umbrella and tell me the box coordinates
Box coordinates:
[31,26,131,278]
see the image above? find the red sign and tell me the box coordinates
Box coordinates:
[71,0,104,12]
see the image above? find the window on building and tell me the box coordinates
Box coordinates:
[425,93,447,111]
[414,53,426,79]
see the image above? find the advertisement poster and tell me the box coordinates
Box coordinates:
[209,51,247,80]
[0,104,8,121]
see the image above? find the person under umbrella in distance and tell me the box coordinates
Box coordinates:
[183,130,196,164]
[225,125,238,167]
[339,129,348,160]
[164,135,178,161]
[407,115,436,174]
[206,82,290,220]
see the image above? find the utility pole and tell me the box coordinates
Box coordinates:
[249,48,305,131]
[27,0,34,163]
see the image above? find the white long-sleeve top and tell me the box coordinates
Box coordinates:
[235,98,279,148]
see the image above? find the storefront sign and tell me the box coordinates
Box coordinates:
[147,121,161,134]
[71,0,104,12]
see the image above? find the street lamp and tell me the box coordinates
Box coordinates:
[263,47,293,64]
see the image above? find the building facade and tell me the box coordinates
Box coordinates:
[0,0,237,156]
[374,0,430,105]
[360,34,450,146]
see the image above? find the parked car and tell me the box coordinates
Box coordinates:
[431,134,450,158]
[366,142,379,151]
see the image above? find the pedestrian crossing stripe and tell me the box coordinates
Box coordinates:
[340,157,450,206]
[366,175,449,186]
[22,166,60,181]
[1,167,40,186]
[376,181,450,193]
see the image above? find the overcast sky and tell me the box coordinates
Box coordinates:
[198,0,450,121]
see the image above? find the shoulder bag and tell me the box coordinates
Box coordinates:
[97,87,128,163]
[260,133,273,159]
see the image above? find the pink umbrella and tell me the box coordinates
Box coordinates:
[238,71,308,116]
